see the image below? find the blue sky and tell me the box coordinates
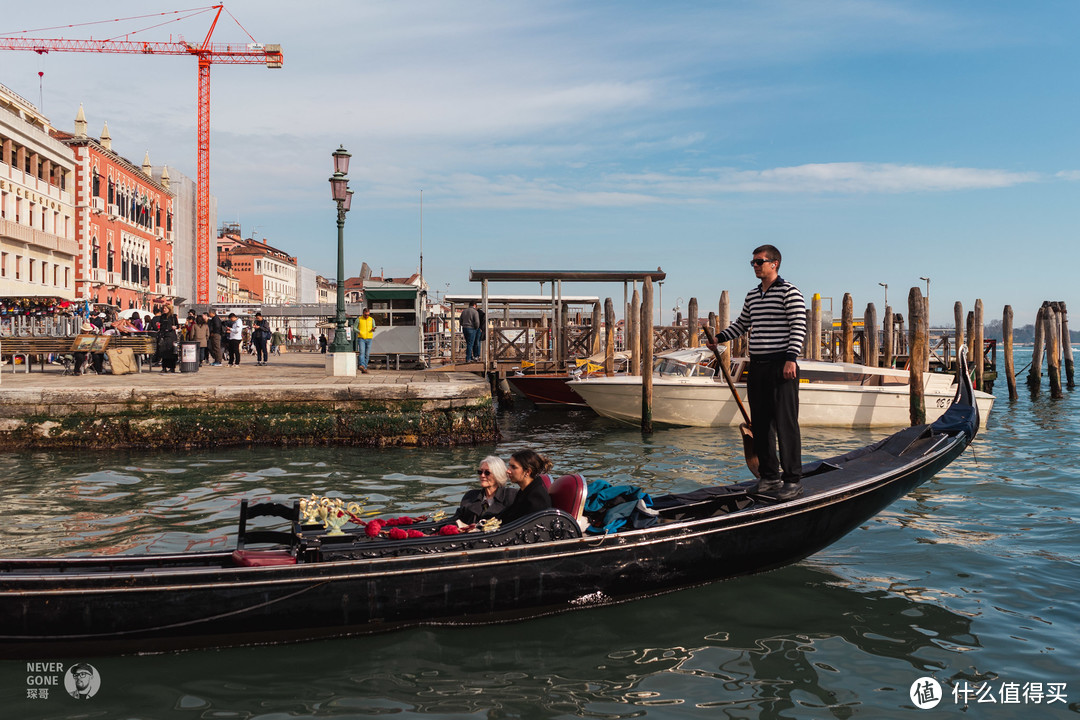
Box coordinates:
[3,1,1077,325]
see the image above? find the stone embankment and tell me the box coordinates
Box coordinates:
[0,353,495,450]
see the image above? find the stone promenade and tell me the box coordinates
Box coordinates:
[0,352,495,450]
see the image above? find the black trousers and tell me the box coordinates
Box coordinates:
[747,359,801,482]
[227,339,242,365]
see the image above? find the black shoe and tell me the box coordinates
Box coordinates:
[748,478,783,494]
[775,482,803,500]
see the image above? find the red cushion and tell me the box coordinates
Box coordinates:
[549,474,586,519]
[231,550,297,567]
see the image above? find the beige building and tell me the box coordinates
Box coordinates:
[216,265,240,304]
[0,83,78,298]
[217,229,297,306]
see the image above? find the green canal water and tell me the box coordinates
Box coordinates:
[1,349,1078,718]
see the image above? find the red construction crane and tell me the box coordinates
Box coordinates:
[0,6,283,304]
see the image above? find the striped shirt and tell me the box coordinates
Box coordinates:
[716,277,806,361]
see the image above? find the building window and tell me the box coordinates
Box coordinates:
[91,239,99,269]
[1,253,6,277]
[14,255,21,280]
[28,259,34,283]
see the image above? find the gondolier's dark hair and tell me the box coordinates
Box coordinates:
[753,244,781,266]
[510,449,553,479]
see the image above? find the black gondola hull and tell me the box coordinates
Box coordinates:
[0,364,979,658]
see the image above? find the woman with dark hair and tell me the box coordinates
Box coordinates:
[193,315,209,364]
[496,449,553,524]
[157,320,180,373]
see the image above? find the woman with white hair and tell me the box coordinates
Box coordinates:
[455,455,517,524]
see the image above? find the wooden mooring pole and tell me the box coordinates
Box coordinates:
[1028,304,1045,391]
[688,298,699,348]
[630,289,641,376]
[1003,305,1018,401]
[864,303,878,368]
[909,287,927,426]
[883,305,894,368]
[842,293,854,363]
[953,302,964,371]
[719,291,731,355]
[966,311,975,365]
[604,297,615,376]
[1046,303,1062,399]
[974,299,985,392]
[590,302,602,355]
[811,293,822,361]
[641,277,654,433]
[1058,302,1074,389]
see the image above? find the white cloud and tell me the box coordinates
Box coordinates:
[704,163,1040,194]
[354,163,1041,210]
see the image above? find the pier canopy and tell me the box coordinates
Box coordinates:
[468,270,665,283]
[462,269,665,370]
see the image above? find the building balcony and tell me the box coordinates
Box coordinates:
[0,218,79,257]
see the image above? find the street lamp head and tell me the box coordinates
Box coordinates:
[879,282,887,288]
[344,189,354,213]
[332,146,351,175]
[329,171,348,202]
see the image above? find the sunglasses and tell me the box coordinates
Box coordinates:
[750,258,775,267]
[476,469,493,476]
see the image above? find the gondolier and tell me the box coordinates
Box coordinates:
[712,244,807,500]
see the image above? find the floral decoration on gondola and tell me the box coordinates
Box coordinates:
[298,494,498,539]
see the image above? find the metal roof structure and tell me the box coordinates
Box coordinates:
[468,269,665,282]
[445,294,599,306]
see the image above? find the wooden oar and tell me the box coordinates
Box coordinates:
[703,326,759,478]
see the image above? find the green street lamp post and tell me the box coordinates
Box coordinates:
[329,146,355,354]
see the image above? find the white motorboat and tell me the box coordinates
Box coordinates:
[567,348,995,428]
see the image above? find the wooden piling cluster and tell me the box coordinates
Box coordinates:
[1025,301,1073,399]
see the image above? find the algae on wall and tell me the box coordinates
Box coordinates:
[0,397,498,450]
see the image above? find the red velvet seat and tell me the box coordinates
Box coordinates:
[231,550,297,567]
[549,474,586,524]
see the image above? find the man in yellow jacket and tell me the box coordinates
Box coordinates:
[355,307,376,373]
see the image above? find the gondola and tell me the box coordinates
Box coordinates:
[0,356,980,659]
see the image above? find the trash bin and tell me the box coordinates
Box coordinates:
[180,342,200,373]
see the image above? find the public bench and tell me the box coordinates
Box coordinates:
[1,334,157,373]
